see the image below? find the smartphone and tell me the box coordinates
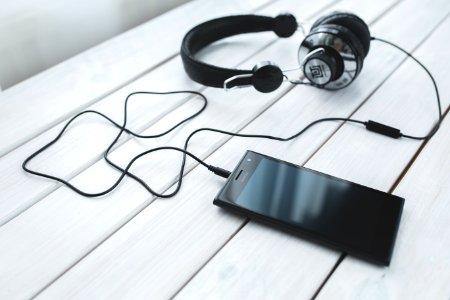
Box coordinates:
[214,150,404,265]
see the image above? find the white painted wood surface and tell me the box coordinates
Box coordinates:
[0,0,448,299]
[175,0,450,298]
[315,17,450,299]
[0,0,272,157]
[0,15,279,226]
[0,0,336,298]
[316,110,450,299]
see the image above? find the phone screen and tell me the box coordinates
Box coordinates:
[214,151,404,265]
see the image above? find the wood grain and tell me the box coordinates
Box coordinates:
[0,1,338,299]
[35,0,450,298]
[175,1,450,298]
[1,0,448,299]
[0,19,281,226]
[0,0,273,157]
[0,0,342,227]
[315,17,450,300]
[316,120,450,299]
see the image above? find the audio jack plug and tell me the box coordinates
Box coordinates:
[208,165,231,178]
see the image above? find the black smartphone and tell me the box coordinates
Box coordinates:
[214,150,404,265]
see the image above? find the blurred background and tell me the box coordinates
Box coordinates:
[0,0,190,91]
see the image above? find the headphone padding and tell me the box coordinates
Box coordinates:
[311,11,371,57]
[309,23,364,76]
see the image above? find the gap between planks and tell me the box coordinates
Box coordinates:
[172,2,450,298]
[36,0,413,296]
[168,0,434,295]
[0,53,171,160]
[30,76,298,300]
[0,0,306,227]
[16,1,341,298]
[169,218,251,300]
[0,0,279,159]
[7,0,440,296]
[308,13,450,299]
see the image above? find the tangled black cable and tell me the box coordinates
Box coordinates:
[22,39,442,198]
[22,90,213,198]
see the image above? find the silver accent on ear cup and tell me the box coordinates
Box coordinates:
[298,30,359,89]
[223,74,253,91]
[281,48,325,84]
[304,58,332,85]
[301,47,325,65]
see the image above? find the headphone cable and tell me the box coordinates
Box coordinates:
[370,37,442,140]
[22,39,442,198]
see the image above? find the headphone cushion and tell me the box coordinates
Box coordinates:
[309,23,365,75]
[312,11,371,57]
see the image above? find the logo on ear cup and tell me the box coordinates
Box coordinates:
[309,65,324,78]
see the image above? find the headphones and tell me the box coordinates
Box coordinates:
[181,11,371,92]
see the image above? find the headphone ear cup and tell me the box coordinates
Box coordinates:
[300,23,364,89]
[312,23,365,68]
[311,11,371,57]
[309,24,365,75]
[251,61,283,93]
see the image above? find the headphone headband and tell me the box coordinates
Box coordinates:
[180,14,297,91]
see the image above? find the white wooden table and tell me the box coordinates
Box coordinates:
[0,0,449,299]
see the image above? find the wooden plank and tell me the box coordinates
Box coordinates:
[313,18,450,300]
[34,0,448,298]
[0,57,198,226]
[0,1,339,299]
[316,125,450,299]
[0,0,273,157]
[0,0,339,226]
[177,6,450,299]
[0,13,283,226]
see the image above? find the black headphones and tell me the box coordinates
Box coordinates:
[181,11,371,92]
